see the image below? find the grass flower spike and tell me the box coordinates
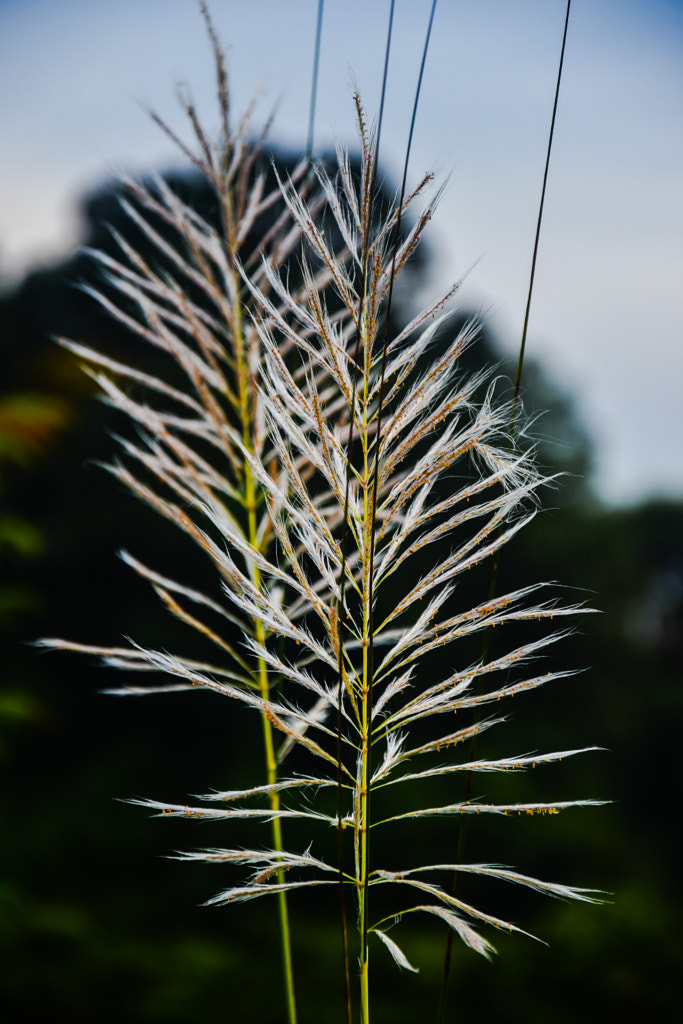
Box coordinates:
[42,18,604,1022]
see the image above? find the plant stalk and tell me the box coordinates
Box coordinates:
[229,216,298,1021]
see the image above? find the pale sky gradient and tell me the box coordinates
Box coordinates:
[1,0,681,505]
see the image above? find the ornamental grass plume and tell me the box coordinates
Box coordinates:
[41,10,604,1023]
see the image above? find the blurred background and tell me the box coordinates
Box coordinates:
[1,1,681,1021]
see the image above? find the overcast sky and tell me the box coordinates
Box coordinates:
[1,0,681,505]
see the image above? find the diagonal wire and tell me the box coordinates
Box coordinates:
[306,0,325,163]
[436,3,573,1020]
[510,0,572,434]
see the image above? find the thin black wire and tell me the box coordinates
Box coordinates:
[511,0,572,434]
[306,0,325,163]
[436,2,573,1020]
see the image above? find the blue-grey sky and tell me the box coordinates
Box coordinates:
[1,0,681,505]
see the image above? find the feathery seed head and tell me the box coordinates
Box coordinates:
[42,31,602,1001]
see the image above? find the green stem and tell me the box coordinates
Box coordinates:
[248,446,298,1024]
[358,659,371,1024]
[355,8,396,1015]
[358,336,373,1024]
[228,228,298,1021]
[256,643,297,1024]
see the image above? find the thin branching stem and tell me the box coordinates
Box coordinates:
[222,131,299,1024]
[355,7,395,1022]
[367,0,438,783]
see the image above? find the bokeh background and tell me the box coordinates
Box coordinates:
[1,1,681,1021]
